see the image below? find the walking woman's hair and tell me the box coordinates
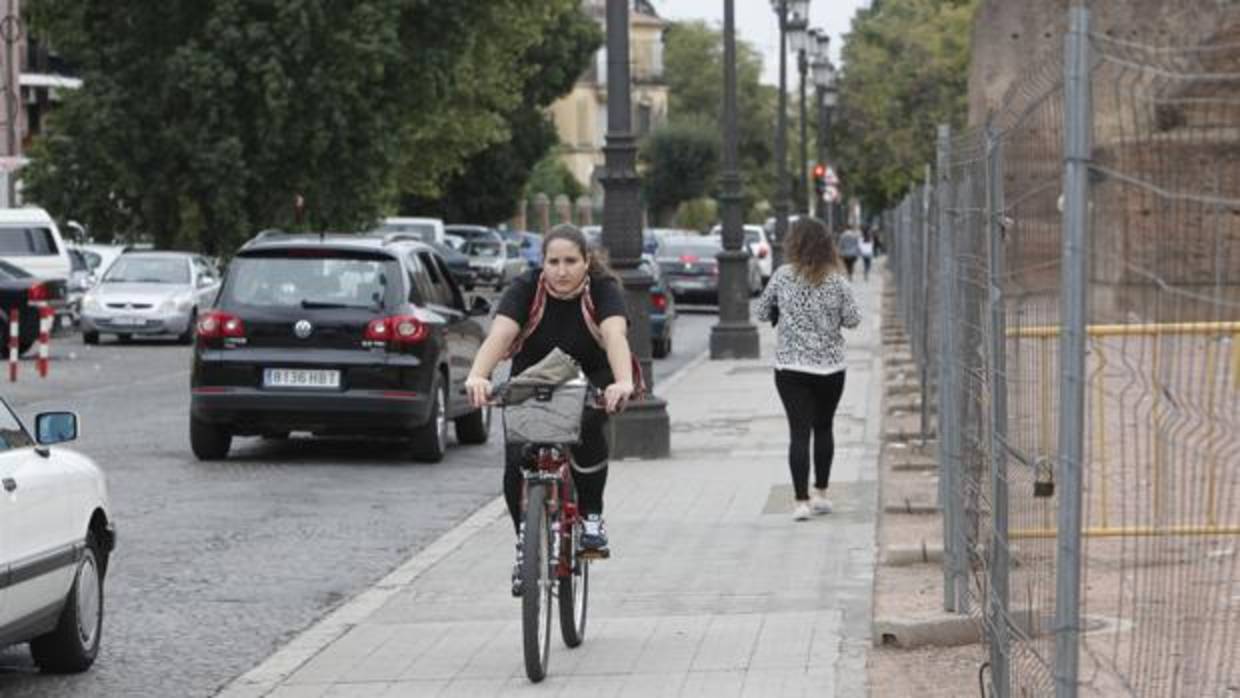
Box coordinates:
[543,223,618,281]
[785,216,842,286]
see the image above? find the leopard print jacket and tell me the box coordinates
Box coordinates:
[756,265,861,375]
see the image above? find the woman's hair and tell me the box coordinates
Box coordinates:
[785,216,842,286]
[543,223,618,280]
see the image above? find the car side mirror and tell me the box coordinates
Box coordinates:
[36,411,78,445]
[469,296,492,317]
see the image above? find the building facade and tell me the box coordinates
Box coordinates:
[548,0,669,195]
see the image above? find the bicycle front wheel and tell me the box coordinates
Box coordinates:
[559,503,589,648]
[521,484,553,682]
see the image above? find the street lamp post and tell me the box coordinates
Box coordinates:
[711,0,760,359]
[600,0,669,459]
[811,32,837,226]
[770,0,809,270]
[791,23,811,218]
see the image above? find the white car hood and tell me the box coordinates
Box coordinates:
[95,282,187,304]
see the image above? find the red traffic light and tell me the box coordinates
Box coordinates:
[812,164,826,178]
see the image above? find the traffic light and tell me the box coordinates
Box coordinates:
[812,163,827,195]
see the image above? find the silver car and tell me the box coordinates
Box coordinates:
[465,237,527,291]
[80,252,221,345]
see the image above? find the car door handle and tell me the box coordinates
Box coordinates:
[2,477,15,493]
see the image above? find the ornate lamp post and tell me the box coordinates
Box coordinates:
[790,20,811,217]
[711,0,760,359]
[811,32,838,226]
[769,0,809,269]
[600,0,669,459]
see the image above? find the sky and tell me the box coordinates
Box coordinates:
[653,0,873,85]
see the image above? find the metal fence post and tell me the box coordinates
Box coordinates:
[936,124,965,613]
[919,166,933,444]
[985,124,1011,698]
[1054,7,1091,696]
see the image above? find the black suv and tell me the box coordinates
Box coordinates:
[189,232,492,462]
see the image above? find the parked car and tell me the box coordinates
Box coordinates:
[80,252,221,345]
[464,237,527,290]
[515,232,543,267]
[444,224,502,247]
[70,243,128,279]
[0,259,69,354]
[640,255,677,358]
[375,217,445,245]
[190,232,492,462]
[0,402,116,673]
[0,207,72,283]
[657,235,762,304]
[428,239,477,291]
[711,223,772,284]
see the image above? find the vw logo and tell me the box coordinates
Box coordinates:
[293,320,313,339]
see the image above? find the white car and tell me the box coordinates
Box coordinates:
[0,404,115,673]
[710,223,772,283]
[376,217,445,245]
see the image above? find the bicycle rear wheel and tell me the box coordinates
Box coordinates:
[521,484,553,682]
[558,497,589,648]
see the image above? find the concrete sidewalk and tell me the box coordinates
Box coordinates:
[219,274,885,698]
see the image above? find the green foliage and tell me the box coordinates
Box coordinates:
[674,197,718,233]
[400,5,601,224]
[22,0,594,253]
[525,153,585,201]
[832,0,978,214]
[660,20,777,217]
[639,120,719,226]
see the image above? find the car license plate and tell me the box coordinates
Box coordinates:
[263,368,340,390]
[112,316,144,326]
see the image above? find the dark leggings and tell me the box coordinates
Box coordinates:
[504,407,609,533]
[774,369,846,500]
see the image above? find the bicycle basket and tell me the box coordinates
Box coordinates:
[502,377,589,444]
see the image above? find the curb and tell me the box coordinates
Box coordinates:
[215,347,713,697]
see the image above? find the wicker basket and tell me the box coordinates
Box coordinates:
[502,377,589,444]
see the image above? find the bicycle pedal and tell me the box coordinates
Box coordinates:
[579,548,610,560]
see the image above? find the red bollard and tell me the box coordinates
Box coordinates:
[36,305,52,378]
[8,308,17,382]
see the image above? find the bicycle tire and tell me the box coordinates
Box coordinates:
[558,490,589,648]
[521,484,552,682]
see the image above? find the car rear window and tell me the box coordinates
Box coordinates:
[378,222,436,243]
[104,257,190,284]
[467,241,502,257]
[0,227,59,256]
[222,253,401,310]
[661,241,719,258]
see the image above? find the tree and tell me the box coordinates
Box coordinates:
[400,5,601,224]
[639,120,719,225]
[22,1,590,253]
[660,20,777,218]
[832,0,978,214]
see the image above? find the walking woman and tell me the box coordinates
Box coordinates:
[757,217,861,520]
[465,224,635,593]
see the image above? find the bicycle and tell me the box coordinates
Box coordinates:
[494,375,607,683]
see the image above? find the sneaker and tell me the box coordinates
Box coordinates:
[581,514,609,552]
[511,528,525,597]
[792,502,812,521]
[811,490,833,515]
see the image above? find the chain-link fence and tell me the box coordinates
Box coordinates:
[883,8,1240,696]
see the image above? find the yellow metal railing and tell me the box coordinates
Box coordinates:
[1005,321,1238,539]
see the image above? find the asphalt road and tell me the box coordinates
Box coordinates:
[0,301,725,698]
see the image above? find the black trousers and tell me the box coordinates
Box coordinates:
[504,407,609,533]
[841,256,857,279]
[774,369,846,500]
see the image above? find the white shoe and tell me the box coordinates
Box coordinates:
[792,502,812,521]
[811,491,833,515]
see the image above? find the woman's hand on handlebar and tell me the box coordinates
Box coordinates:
[465,375,492,408]
[603,379,634,414]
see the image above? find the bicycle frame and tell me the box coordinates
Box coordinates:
[520,445,580,579]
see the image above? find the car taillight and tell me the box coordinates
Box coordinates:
[757,243,769,259]
[28,282,49,302]
[365,315,428,344]
[197,311,245,339]
[650,292,668,312]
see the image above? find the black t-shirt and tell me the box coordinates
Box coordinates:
[496,269,628,387]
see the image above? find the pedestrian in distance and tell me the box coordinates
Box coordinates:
[756,217,861,521]
[836,224,861,281]
[859,229,875,282]
[465,224,636,594]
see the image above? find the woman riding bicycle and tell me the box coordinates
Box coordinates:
[465,224,635,593]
